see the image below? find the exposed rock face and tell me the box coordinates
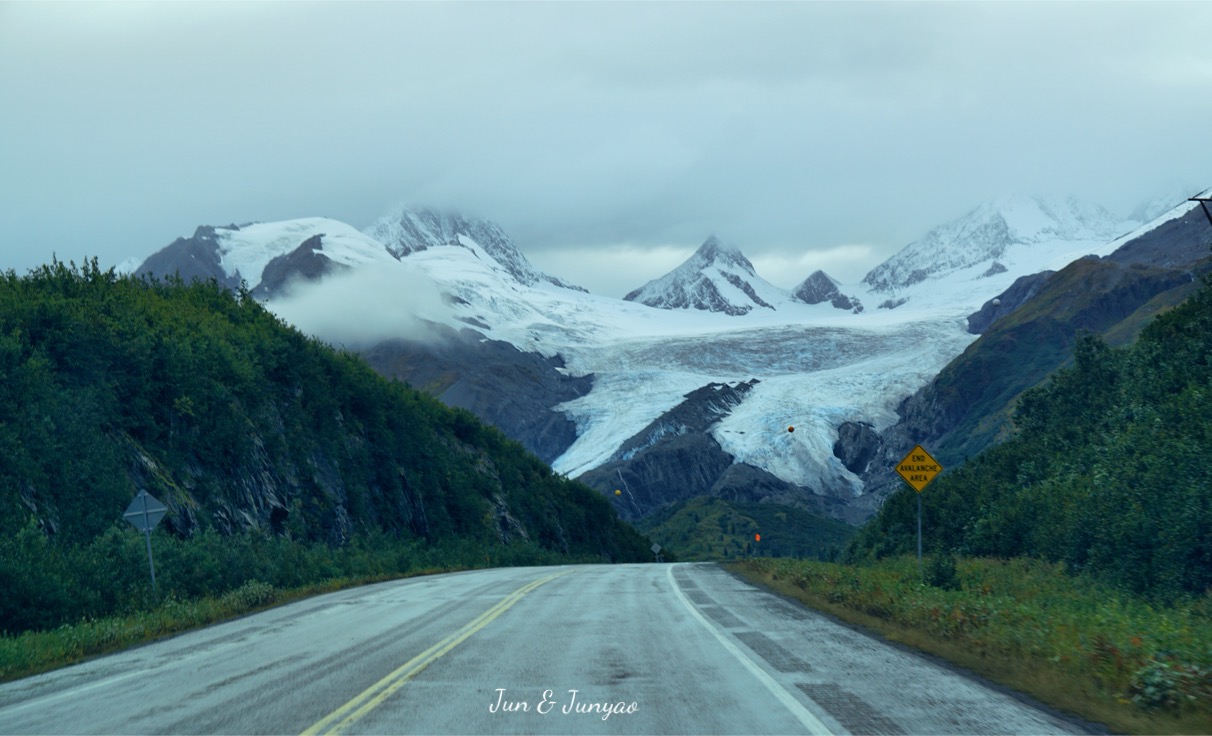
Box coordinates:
[578,433,841,522]
[251,234,351,299]
[791,270,863,312]
[135,225,242,288]
[982,260,1008,277]
[721,272,775,310]
[584,433,734,518]
[833,421,881,475]
[574,378,845,522]
[608,380,759,463]
[966,270,1055,334]
[359,325,591,464]
[1106,205,1212,269]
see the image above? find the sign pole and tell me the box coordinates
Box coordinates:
[917,492,922,576]
[142,499,157,594]
[123,490,167,595]
[895,444,943,579]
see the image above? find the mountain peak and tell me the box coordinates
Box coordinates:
[692,235,755,273]
[623,236,781,315]
[862,194,1131,294]
[363,207,585,292]
[791,270,862,312]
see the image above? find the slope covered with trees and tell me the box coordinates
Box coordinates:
[636,496,854,562]
[848,277,1212,601]
[0,261,651,634]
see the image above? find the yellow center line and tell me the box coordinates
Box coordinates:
[301,569,574,736]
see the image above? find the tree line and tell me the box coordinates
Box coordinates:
[0,260,652,634]
[849,276,1212,602]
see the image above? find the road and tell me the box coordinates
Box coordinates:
[0,562,1088,735]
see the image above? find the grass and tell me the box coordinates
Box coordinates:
[732,555,1212,735]
[1,531,620,684]
[0,562,481,684]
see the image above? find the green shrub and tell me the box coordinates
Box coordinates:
[925,552,961,591]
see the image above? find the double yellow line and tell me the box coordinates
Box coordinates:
[301,570,572,736]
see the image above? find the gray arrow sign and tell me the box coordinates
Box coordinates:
[124,490,167,532]
[123,490,166,592]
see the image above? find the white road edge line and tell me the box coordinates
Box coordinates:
[666,565,834,736]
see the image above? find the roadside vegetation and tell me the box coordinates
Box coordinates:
[729,275,1212,734]
[635,496,853,562]
[851,278,1212,601]
[735,555,1211,735]
[0,532,586,683]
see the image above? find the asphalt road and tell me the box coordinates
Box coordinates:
[0,562,1088,735]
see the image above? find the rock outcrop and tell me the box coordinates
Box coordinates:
[251,234,351,299]
[792,270,864,312]
[360,325,591,465]
[134,224,243,288]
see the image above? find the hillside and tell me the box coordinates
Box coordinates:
[0,261,652,634]
[847,276,1212,600]
[636,496,854,562]
[854,198,1212,513]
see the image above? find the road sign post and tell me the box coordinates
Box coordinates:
[123,490,167,594]
[895,445,943,576]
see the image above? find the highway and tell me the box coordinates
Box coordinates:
[0,563,1089,735]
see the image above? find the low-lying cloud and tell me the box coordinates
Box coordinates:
[266,264,452,348]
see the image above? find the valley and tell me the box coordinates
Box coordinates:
[131,192,1208,528]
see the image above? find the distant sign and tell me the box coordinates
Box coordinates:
[123,490,166,592]
[896,445,943,493]
[124,490,167,532]
[651,543,662,554]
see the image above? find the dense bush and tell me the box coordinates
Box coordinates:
[848,279,1212,601]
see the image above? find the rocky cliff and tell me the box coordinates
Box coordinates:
[575,379,845,522]
[359,325,592,465]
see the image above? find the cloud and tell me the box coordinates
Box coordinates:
[527,243,697,299]
[2,2,1212,280]
[266,265,451,347]
[750,245,878,289]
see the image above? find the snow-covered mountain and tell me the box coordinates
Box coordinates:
[857,190,1212,517]
[1128,182,1204,224]
[365,207,586,292]
[135,218,397,295]
[623,236,786,316]
[135,211,582,307]
[133,192,1170,522]
[861,194,1133,295]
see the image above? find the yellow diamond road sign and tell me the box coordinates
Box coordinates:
[896,444,943,492]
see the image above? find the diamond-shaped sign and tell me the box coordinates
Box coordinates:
[124,490,167,532]
[896,445,943,493]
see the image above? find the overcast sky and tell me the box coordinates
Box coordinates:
[2,1,1211,297]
